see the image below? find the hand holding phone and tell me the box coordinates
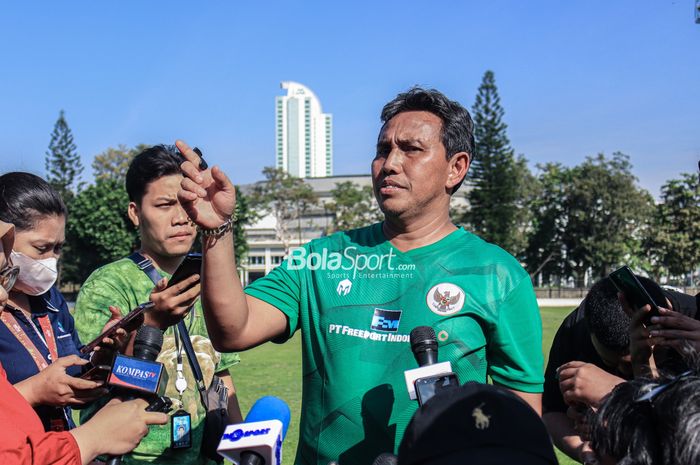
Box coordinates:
[80,302,155,355]
[609,266,665,322]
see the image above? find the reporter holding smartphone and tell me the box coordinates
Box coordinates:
[0,172,127,432]
[0,220,168,465]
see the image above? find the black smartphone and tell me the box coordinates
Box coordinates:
[415,372,460,406]
[166,254,202,291]
[79,301,155,355]
[609,266,663,321]
[80,364,111,381]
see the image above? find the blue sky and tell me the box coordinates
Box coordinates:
[1,1,698,197]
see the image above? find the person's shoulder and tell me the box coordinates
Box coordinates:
[82,258,141,285]
[456,229,528,278]
[307,223,381,250]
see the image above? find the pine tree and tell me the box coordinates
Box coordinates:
[463,71,533,257]
[45,110,83,205]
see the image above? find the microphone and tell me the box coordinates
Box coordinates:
[105,325,170,465]
[217,396,291,465]
[403,327,458,405]
[410,326,438,367]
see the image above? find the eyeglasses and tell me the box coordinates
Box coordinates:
[634,370,693,403]
[0,264,20,292]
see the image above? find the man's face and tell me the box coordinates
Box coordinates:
[591,334,633,378]
[372,111,455,219]
[128,174,196,259]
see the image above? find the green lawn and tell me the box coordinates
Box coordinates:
[234,306,579,465]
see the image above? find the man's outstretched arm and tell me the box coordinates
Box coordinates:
[176,140,287,351]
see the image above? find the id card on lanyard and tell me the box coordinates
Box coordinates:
[0,307,67,431]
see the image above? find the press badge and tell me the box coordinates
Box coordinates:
[171,410,192,449]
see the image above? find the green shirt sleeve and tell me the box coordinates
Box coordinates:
[244,254,302,341]
[487,275,545,393]
[73,268,136,344]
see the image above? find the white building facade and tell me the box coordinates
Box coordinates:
[275,81,333,178]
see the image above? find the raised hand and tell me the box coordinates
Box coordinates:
[175,140,236,230]
[14,355,108,407]
[558,361,625,408]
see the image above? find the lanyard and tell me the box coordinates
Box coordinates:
[0,307,59,371]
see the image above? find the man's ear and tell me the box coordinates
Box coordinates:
[127,201,140,228]
[446,152,470,191]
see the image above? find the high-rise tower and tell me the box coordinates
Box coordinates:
[275,81,333,177]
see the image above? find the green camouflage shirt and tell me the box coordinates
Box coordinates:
[74,257,240,465]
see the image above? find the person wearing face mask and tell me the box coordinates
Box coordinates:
[0,172,122,433]
[0,219,169,465]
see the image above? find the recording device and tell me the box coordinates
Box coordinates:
[193,147,208,170]
[217,396,291,465]
[403,326,459,405]
[80,364,111,382]
[609,266,665,323]
[166,254,202,291]
[79,301,155,355]
[105,325,170,465]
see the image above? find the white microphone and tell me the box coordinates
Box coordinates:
[217,396,291,465]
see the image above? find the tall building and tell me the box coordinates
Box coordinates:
[275,81,333,177]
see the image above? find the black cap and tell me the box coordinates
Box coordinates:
[398,383,557,465]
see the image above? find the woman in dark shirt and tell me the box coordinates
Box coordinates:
[0,172,118,431]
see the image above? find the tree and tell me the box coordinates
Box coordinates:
[326,181,382,232]
[233,186,254,268]
[250,167,318,253]
[92,144,149,184]
[642,173,700,284]
[45,110,83,205]
[563,153,654,286]
[463,70,534,257]
[64,179,138,284]
[524,163,571,284]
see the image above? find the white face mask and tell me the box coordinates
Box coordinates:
[10,251,58,296]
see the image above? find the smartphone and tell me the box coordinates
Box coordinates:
[80,364,111,381]
[414,372,460,406]
[609,266,663,321]
[171,410,193,449]
[166,254,202,291]
[79,301,155,355]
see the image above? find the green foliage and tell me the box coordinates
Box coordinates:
[463,70,534,257]
[92,144,149,184]
[45,110,83,205]
[642,173,700,283]
[326,181,382,232]
[233,186,254,268]
[250,167,318,252]
[65,179,138,284]
[526,154,654,286]
[524,163,572,283]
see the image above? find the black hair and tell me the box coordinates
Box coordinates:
[590,367,700,465]
[380,87,475,192]
[0,172,67,231]
[125,145,184,204]
[584,277,631,352]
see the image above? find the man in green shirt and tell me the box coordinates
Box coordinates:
[176,87,544,465]
[73,145,241,465]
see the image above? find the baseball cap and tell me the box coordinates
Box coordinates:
[398,382,558,465]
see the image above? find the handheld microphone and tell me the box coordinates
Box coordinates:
[217,396,291,465]
[403,327,459,404]
[106,325,170,465]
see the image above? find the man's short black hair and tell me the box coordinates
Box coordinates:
[380,87,475,192]
[125,145,184,204]
[584,277,631,353]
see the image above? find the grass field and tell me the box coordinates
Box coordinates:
[233,306,579,465]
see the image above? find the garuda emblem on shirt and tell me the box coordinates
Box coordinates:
[426,283,466,316]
